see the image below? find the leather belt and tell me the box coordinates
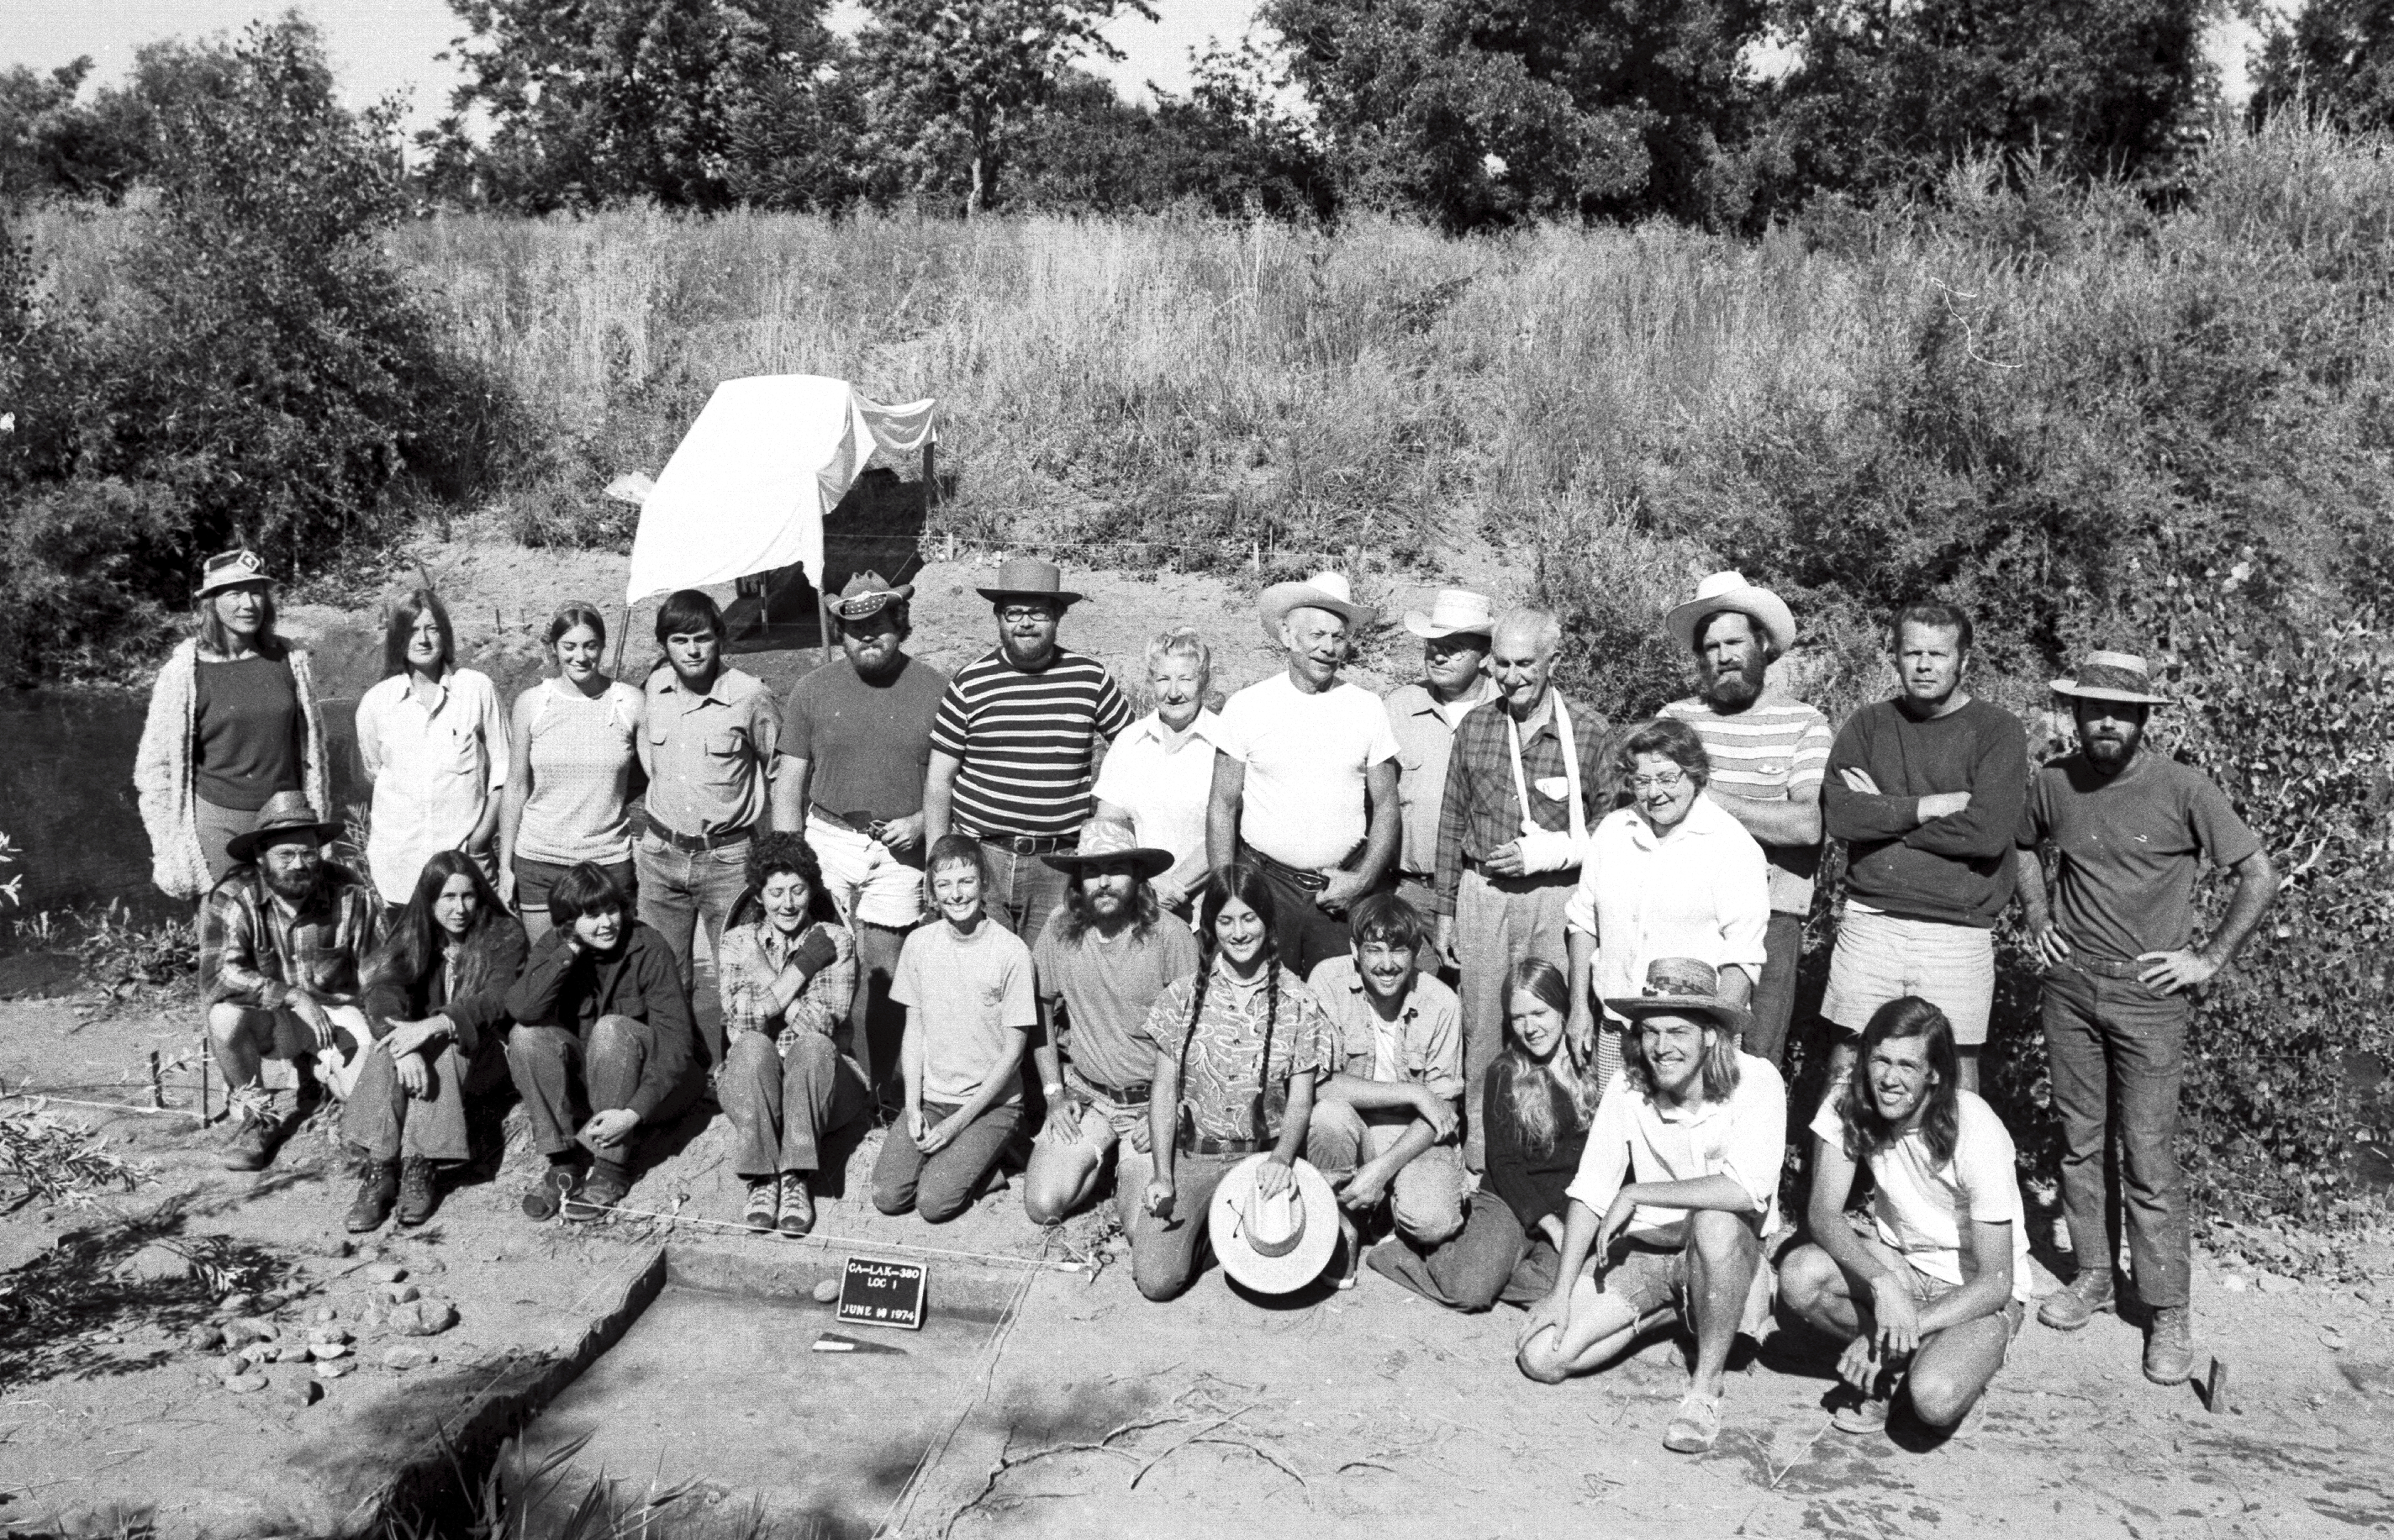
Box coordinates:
[1179,1134,1266,1156]
[642,813,753,853]
[976,832,1071,855]
[1250,851,1328,893]
[2057,952,2152,981]
[809,806,886,837]
[1068,1068,1152,1105]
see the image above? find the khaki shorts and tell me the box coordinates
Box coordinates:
[1848,1212,2028,1339]
[1589,1229,1774,1338]
[1822,907,1995,1045]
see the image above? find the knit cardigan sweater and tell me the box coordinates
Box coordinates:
[134,639,332,900]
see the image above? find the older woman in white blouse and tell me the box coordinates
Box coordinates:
[1091,627,1221,915]
[1563,717,1769,1087]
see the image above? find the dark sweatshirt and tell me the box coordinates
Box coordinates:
[503,924,694,1122]
[360,918,528,1056]
[1821,697,2028,929]
[1483,1063,1590,1237]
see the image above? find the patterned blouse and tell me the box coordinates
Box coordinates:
[716,919,857,1051]
[1141,962,1337,1144]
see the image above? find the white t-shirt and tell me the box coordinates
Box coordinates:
[1090,709,1221,897]
[1809,1089,2033,1302]
[1565,1052,1787,1242]
[1215,673,1399,870]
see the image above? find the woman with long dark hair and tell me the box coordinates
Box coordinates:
[499,600,645,943]
[134,548,331,896]
[356,588,511,904]
[1128,861,1339,1301]
[342,850,527,1231]
[1371,957,1600,1310]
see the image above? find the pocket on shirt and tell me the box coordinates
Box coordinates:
[705,723,746,762]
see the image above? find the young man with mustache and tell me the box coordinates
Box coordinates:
[2014,650,2275,1386]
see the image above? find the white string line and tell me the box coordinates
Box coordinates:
[577,1197,1081,1273]
[0,1090,205,1123]
[881,1243,1044,1537]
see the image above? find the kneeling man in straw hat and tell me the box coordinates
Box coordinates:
[2015,648,2274,1387]
[1518,958,1786,1456]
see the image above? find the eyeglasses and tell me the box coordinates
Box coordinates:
[1627,773,1689,792]
[999,606,1056,624]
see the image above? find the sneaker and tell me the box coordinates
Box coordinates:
[2143,1306,2196,1386]
[1832,1394,1890,1435]
[2038,1271,2117,1332]
[565,1164,630,1223]
[1662,1390,1724,1453]
[345,1158,399,1232]
[396,1158,440,1227]
[222,1112,282,1173]
[521,1163,580,1221]
[743,1179,778,1233]
[777,1174,815,1237]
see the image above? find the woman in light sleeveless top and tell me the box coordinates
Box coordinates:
[499,601,644,941]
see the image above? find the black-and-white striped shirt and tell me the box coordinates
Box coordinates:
[930,647,1131,838]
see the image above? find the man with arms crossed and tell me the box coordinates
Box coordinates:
[2017,649,2274,1384]
[1820,601,2027,1091]
[1779,996,2030,1435]
[1383,589,1497,919]
[1660,572,1829,1067]
[1209,572,1401,975]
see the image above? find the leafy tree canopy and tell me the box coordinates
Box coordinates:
[2251,0,2394,133]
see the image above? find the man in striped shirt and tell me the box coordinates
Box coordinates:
[924,558,1132,951]
[1659,572,1830,1068]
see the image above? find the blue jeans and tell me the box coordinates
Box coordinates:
[634,830,751,1069]
[2041,958,2194,1308]
[1744,911,1804,1069]
[975,839,1071,953]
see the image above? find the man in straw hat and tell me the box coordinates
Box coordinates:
[1384,589,1499,918]
[1659,572,1831,1068]
[772,571,950,1109]
[1519,958,1786,1457]
[1020,824,1200,1229]
[2016,648,2275,1386]
[197,792,382,1171]
[1427,609,1611,1168]
[1209,571,1402,974]
[925,558,1132,951]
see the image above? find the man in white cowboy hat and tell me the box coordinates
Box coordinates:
[1210,1151,1344,1297]
[196,792,382,1172]
[772,570,950,1108]
[2015,648,2275,1386]
[1020,824,1201,1229]
[1427,609,1611,1168]
[1660,572,1831,1068]
[1821,600,2028,1093]
[1208,570,1402,974]
[1519,958,1786,1457]
[925,557,1131,951]
[1384,589,1499,918]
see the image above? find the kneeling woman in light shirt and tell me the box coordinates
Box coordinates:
[1093,627,1221,916]
[356,590,510,904]
[1563,718,1769,1089]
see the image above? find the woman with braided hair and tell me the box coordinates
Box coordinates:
[1129,861,1340,1301]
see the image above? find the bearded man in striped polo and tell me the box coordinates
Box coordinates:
[1658,573,1830,1069]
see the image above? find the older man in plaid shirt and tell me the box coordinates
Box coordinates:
[198,793,382,1173]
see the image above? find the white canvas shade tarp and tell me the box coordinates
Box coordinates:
[624,374,937,603]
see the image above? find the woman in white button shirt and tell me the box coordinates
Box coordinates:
[1092,627,1221,916]
[355,590,510,904]
[1563,718,1769,1089]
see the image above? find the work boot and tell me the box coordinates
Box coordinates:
[2143,1306,2196,1385]
[2038,1270,2116,1331]
[565,1162,630,1223]
[521,1161,580,1221]
[222,1103,286,1173]
[345,1158,399,1232]
[395,1158,440,1227]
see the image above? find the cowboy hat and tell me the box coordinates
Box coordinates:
[1041,820,1173,880]
[195,548,272,598]
[1602,957,1753,1036]
[1209,1153,1342,1295]
[1401,588,1496,641]
[224,791,345,866]
[2051,649,2171,707]
[1664,572,1796,657]
[827,570,915,620]
[1258,571,1377,641]
[974,556,1083,608]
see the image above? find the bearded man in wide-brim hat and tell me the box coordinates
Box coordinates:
[2014,648,2275,1388]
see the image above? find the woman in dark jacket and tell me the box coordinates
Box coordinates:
[502,861,697,1222]
[344,851,527,1231]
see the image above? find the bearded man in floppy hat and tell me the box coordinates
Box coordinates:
[1659,572,1831,1068]
[925,557,1131,951]
[2015,648,2275,1386]
[1384,589,1499,919]
[198,792,383,1171]
[772,571,949,1108]
[1208,571,1403,975]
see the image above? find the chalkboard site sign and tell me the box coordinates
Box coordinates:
[836,1257,927,1331]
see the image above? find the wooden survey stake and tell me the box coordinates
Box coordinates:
[836,1257,927,1331]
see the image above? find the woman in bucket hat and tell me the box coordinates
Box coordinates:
[134,548,333,899]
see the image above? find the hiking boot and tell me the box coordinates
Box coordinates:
[222,1111,284,1173]
[564,1163,630,1223]
[521,1163,579,1221]
[743,1178,779,1233]
[345,1158,399,1232]
[396,1158,440,1227]
[1832,1393,1890,1436]
[2038,1271,2117,1332]
[777,1173,815,1237]
[2144,1306,2196,1386]
[1663,1390,1723,1453]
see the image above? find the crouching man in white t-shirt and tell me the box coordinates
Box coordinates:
[1779,995,2031,1436]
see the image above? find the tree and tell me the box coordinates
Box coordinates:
[2251,0,2394,132]
[852,0,1160,216]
